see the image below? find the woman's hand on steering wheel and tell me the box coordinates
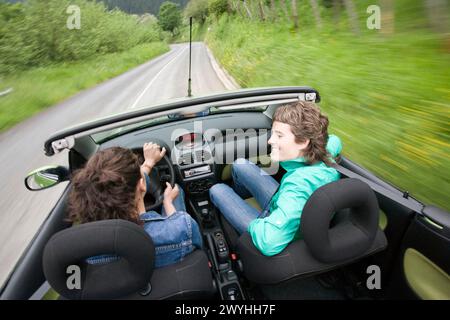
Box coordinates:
[163,182,179,203]
[142,142,175,212]
[142,142,166,172]
[162,182,179,217]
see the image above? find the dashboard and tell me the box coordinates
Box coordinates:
[172,132,214,182]
[175,133,203,150]
[100,112,273,194]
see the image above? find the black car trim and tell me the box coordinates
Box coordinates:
[44,87,320,156]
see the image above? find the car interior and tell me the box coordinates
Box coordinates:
[2,88,449,300]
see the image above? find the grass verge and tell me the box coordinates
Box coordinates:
[206,15,450,211]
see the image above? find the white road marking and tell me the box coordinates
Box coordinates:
[129,45,189,110]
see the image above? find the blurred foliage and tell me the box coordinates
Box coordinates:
[100,0,188,15]
[208,0,228,18]
[203,1,450,210]
[175,19,208,43]
[184,0,209,23]
[158,1,183,34]
[0,0,165,74]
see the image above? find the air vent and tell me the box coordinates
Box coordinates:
[194,150,212,162]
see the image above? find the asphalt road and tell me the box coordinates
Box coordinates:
[0,42,231,287]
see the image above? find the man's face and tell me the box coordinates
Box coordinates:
[268,121,309,162]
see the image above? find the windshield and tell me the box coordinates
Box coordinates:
[91,105,268,143]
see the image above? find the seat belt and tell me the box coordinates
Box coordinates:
[334,164,423,214]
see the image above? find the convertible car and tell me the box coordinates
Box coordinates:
[1,87,449,300]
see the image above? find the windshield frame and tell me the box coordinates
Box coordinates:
[44,87,320,156]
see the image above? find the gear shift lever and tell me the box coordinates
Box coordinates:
[200,207,214,228]
[201,208,210,220]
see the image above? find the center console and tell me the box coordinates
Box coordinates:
[172,132,245,300]
[173,132,216,229]
[173,132,215,194]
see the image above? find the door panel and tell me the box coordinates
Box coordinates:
[404,248,450,299]
[386,211,450,300]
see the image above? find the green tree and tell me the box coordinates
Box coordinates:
[99,0,188,15]
[0,0,163,74]
[158,1,182,34]
[208,0,228,18]
[184,0,209,24]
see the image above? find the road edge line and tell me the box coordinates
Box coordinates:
[205,44,240,91]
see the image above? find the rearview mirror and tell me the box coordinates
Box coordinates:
[24,166,70,191]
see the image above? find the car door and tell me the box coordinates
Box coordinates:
[338,157,449,300]
[385,204,450,300]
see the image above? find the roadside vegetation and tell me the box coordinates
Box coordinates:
[0,42,168,131]
[0,0,171,131]
[182,0,450,210]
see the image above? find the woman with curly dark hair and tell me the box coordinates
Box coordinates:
[210,101,342,256]
[68,143,202,268]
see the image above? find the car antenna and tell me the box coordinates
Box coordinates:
[187,16,193,97]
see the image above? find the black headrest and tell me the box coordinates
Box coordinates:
[236,178,386,284]
[301,178,379,263]
[43,219,155,299]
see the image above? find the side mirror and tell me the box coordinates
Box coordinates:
[24,166,70,191]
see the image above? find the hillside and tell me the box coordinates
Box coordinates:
[2,0,190,15]
[186,0,450,210]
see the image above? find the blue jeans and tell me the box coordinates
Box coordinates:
[209,159,279,234]
[160,184,203,251]
[160,184,187,216]
[144,174,188,216]
[144,183,203,252]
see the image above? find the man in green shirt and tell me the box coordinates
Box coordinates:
[209,101,342,256]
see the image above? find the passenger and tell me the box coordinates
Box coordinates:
[67,143,202,268]
[209,101,342,256]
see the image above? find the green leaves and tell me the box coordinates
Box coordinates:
[205,15,450,211]
[0,0,164,75]
[184,0,209,23]
[158,2,183,34]
[208,0,228,18]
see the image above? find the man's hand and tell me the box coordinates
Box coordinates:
[142,142,166,171]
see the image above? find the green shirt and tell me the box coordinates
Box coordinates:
[247,135,343,256]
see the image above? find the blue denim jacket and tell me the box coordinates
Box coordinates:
[140,210,203,268]
[87,176,202,268]
[87,211,203,268]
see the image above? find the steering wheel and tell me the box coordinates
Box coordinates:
[144,154,175,211]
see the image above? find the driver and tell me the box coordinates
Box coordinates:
[67,143,203,268]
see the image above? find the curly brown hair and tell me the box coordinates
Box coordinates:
[68,147,143,225]
[273,101,333,166]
